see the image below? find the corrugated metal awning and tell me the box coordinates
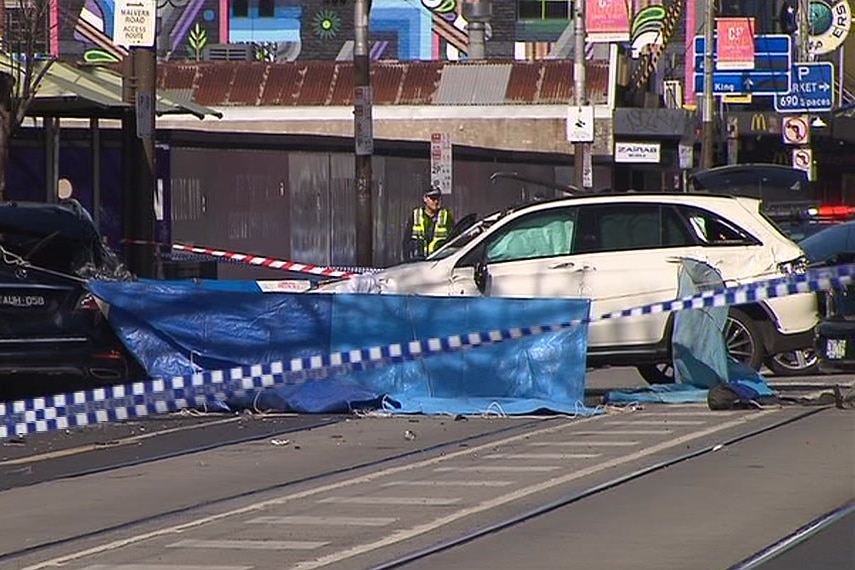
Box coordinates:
[0,55,221,120]
[434,63,513,105]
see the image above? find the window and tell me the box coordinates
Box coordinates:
[677,206,759,246]
[232,0,249,17]
[517,0,570,20]
[575,204,664,254]
[258,0,275,18]
[484,209,577,263]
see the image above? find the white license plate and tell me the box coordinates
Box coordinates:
[0,295,46,307]
[826,339,847,360]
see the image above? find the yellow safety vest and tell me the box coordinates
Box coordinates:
[411,207,453,256]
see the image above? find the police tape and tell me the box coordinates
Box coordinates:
[2,263,853,438]
[122,239,376,278]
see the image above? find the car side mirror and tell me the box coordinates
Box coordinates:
[474,260,490,294]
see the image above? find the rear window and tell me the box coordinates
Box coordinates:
[0,230,97,274]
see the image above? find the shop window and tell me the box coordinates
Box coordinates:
[258,0,275,18]
[518,0,570,20]
[232,0,249,17]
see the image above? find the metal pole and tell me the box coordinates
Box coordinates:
[573,0,586,190]
[354,0,373,268]
[701,0,716,170]
[121,52,137,268]
[133,46,157,278]
[463,1,491,60]
[91,117,101,231]
[796,0,810,62]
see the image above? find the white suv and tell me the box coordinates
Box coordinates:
[320,194,818,382]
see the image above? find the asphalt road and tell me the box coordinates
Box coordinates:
[754,511,854,570]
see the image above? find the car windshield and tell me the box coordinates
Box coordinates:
[427,219,489,261]
[798,222,855,264]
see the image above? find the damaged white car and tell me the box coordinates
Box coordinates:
[319,194,818,383]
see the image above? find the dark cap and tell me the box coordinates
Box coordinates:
[424,188,442,198]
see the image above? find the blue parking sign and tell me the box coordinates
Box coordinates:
[774,63,835,113]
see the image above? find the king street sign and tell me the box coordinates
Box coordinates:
[774,62,835,113]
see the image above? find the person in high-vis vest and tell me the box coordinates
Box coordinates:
[403,187,454,261]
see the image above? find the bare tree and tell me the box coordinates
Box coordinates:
[0,0,54,200]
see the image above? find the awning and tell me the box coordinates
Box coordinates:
[1,56,222,120]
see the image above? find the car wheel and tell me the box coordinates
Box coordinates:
[764,350,820,377]
[637,309,765,384]
[637,362,674,384]
[726,309,765,371]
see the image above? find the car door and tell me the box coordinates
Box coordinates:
[449,206,588,299]
[568,203,702,348]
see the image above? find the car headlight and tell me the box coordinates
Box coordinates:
[778,256,808,275]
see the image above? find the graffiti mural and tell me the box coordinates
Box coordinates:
[57,0,519,63]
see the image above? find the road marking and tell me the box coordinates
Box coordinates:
[572,430,672,435]
[0,416,247,467]
[434,465,561,473]
[637,411,739,417]
[79,566,253,570]
[606,420,707,426]
[287,410,779,570]
[383,480,515,487]
[317,496,461,506]
[23,412,778,570]
[246,516,397,526]
[528,441,639,447]
[168,539,327,550]
[483,453,601,460]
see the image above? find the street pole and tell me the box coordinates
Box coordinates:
[573,0,587,190]
[463,0,491,60]
[796,0,810,62]
[701,0,716,170]
[353,0,373,268]
[134,46,157,278]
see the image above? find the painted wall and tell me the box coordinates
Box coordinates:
[57,0,531,63]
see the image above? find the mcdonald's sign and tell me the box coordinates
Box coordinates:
[773,151,790,165]
[751,113,767,132]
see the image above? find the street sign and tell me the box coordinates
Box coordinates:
[430,133,453,194]
[694,35,792,95]
[774,62,835,113]
[113,0,157,48]
[792,148,813,179]
[135,92,153,139]
[566,106,595,143]
[782,115,810,145]
[354,86,373,156]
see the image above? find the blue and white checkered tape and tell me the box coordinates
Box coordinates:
[2,263,853,438]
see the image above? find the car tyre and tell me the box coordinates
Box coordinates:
[637,309,766,384]
[764,350,820,377]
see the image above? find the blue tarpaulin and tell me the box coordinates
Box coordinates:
[89,279,596,416]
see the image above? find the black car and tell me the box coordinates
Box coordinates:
[799,221,855,373]
[0,200,142,398]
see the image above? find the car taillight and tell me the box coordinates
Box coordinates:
[76,293,99,311]
[806,205,855,219]
[778,256,808,275]
[92,349,125,361]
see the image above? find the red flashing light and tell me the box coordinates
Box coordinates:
[816,205,855,218]
[76,293,99,311]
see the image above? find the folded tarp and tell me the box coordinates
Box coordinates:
[89,279,596,416]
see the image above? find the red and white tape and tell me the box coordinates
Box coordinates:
[123,240,359,279]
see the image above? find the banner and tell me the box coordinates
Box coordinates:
[586,0,631,43]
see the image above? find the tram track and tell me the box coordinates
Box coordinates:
[0,404,846,570]
[0,414,558,565]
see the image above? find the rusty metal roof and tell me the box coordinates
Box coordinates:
[158,60,610,107]
[434,63,513,105]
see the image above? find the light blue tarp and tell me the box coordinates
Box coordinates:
[89,279,596,416]
[605,259,771,405]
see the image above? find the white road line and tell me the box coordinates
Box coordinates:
[246,516,397,526]
[383,480,515,487]
[483,453,601,460]
[528,441,639,447]
[287,410,779,570]
[168,539,327,550]
[605,420,707,426]
[25,411,781,570]
[434,465,561,472]
[317,497,461,506]
[79,566,253,570]
[572,430,672,435]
